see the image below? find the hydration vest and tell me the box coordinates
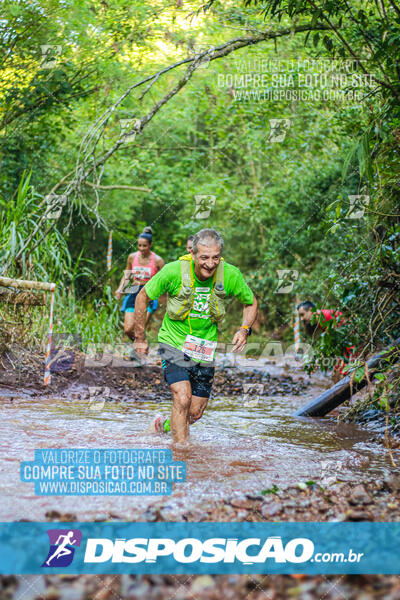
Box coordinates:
[166,254,226,323]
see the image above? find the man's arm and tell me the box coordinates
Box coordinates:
[133,287,151,355]
[232,295,258,352]
[154,256,166,306]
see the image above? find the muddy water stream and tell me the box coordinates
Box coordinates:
[0,358,398,521]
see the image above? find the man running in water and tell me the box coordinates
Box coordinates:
[133,228,258,443]
[115,227,164,341]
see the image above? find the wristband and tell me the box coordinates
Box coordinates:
[240,326,252,336]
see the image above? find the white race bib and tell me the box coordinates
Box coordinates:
[132,266,151,281]
[182,335,217,362]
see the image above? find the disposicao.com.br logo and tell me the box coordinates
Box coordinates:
[0,522,389,575]
[82,536,362,565]
[39,530,364,571]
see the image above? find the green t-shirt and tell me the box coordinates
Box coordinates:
[145,258,254,354]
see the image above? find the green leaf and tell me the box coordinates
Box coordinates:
[323,35,333,52]
[342,139,359,181]
[261,484,279,495]
[354,366,365,383]
[327,223,340,234]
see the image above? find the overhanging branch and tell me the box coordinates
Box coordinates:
[16,23,328,261]
[68,23,329,195]
[83,182,152,192]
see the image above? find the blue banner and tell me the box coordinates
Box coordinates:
[0,522,399,574]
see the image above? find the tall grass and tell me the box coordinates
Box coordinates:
[0,172,126,355]
[0,170,73,281]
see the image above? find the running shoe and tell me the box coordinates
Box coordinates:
[152,415,170,433]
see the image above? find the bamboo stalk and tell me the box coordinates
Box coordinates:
[0,276,55,292]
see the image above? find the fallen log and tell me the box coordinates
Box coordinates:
[0,276,54,292]
[294,337,400,417]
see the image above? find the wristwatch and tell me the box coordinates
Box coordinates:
[240,325,252,336]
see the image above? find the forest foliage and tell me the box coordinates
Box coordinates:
[0,0,399,403]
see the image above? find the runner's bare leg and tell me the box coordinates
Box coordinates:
[170,381,192,442]
[189,396,208,423]
[170,383,208,441]
[124,312,135,340]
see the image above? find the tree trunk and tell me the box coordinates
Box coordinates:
[294,337,400,417]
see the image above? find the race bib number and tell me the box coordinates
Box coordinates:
[182,335,217,362]
[132,266,151,281]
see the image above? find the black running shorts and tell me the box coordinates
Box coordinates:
[161,358,215,398]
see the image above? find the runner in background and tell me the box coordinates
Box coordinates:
[297,300,355,380]
[186,235,194,253]
[115,227,165,343]
[297,301,345,331]
[133,228,258,443]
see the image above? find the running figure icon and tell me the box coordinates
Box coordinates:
[45,531,77,566]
